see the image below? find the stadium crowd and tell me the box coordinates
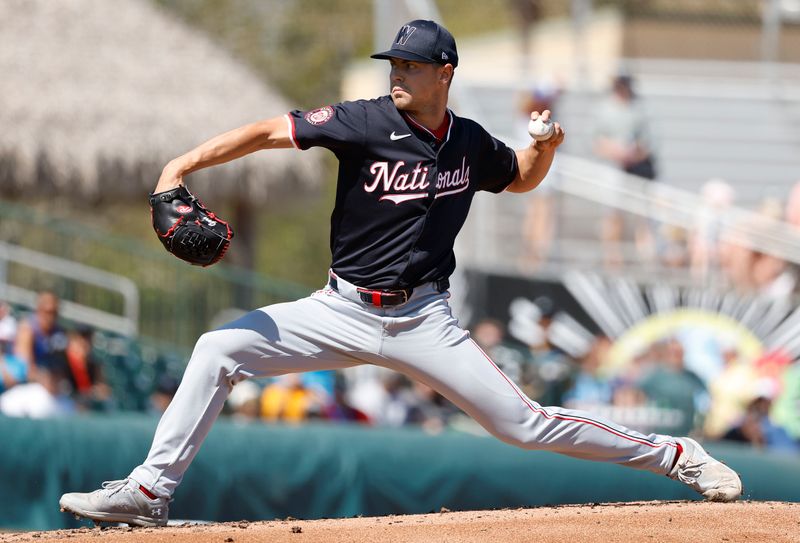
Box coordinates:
[0,293,112,418]
[472,314,800,454]
[2,289,798,455]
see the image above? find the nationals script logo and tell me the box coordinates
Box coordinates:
[364,157,471,204]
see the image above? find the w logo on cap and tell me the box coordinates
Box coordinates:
[396,25,416,46]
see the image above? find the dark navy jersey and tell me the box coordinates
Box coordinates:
[286,95,518,289]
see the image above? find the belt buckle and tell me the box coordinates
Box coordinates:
[356,288,409,307]
[396,289,409,305]
[383,288,409,307]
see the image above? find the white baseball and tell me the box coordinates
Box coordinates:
[528,117,554,142]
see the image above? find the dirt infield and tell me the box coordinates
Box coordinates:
[2,501,799,543]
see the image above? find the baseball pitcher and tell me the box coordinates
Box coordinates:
[60,20,742,527]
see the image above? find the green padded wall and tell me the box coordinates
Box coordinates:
[1,414,798,531]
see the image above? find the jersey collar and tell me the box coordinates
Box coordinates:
[401,110,454,145]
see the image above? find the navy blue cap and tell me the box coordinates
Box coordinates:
[371,19,458,68]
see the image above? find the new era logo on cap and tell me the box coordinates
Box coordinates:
[371,19,458,68]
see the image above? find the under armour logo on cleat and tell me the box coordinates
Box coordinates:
[390,132,411,141]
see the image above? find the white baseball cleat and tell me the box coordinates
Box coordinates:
[59,479,169,527]
[669,438,743,502]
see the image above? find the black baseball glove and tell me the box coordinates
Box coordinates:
[149,186,234,267]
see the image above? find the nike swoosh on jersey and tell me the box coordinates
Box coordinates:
[389,132,412,141]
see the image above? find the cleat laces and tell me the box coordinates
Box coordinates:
[675,461,704,485]
[100,479,129,496]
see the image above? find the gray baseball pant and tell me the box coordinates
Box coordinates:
[130,275,678,498]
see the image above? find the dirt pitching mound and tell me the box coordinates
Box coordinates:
[2,501,798,543]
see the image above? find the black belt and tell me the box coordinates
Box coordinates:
[328,273,449,308]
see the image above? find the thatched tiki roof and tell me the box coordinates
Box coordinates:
[0,0,321,203]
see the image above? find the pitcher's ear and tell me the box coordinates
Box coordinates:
[441,64,454,84]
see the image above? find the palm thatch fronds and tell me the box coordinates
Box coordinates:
[0,0,321,203]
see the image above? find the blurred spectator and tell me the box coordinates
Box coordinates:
[0,367,75,418]
[593,74,657,182]
[519,297,576,405]
[322,372,370,424]
[510,0,543,72]
[4,292,73,416]
[64,326,112,410]
[753,254,797,301]
[563,335,613,409]
[785,179,800,229]
[346,371,451,428]
[720,240,755,292]
[372,372,422,427]
[750,199,796,298]
[720,198,796,296]
[404,381,460,434]
[0,352,27,394]
[14,291,68,381]
[771,362,800,441]
[227,380,262,421]
[518,80,560,129]
[1,300,23,392]
[657,224,689,270]
[752,349,793,387]
[260,373,325,423]
[472,318,505,350]
[722,379,799,453]
[149,375,180,415]
[0,301,17,354]
[703,343,757,439]
[521,193,553,270]
[344,365,393,422]
[690,178,735,280]
[300,370,336,402]
[612,342,658,390]
[636,338,707,436]
[606,344,654,430]
[518,80,562,270]
[592,73,658,268]
[611,383,647,409]
[472,318,528,383]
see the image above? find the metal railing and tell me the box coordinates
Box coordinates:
[458,153,800,279]
[555,154,800,263]
[557,156,800,263]
[0,241,139,335]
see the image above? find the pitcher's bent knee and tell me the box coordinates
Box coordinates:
[478,406,549,450]
[490,426,531,449]
[188,331,242,380]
